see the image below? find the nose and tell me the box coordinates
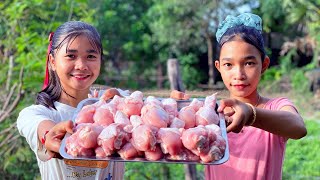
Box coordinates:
[233,66,246,80]
[74,59,88,70]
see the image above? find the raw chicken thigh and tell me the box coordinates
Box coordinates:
[93,103,116,127]
[76,123,103,148]
[161,98,178,122]
[131,124,158,151]
[122,91,144,116]
[118,142,142,159]
[157,128,183,155]
[141,104,169,128]
[181,126,210,156]
[178,106,196,129]
[97,123,131,156]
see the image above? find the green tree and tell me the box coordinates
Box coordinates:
[0,0,95,178]
[91,0,156,89]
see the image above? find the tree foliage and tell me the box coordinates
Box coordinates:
[0,0,95,178]
[0,0,319,179]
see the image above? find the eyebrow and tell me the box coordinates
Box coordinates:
[220,55,257,61]
[244,55,257,60]
[66,49,99,54]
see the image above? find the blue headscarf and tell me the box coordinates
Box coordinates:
[216,13,262,43]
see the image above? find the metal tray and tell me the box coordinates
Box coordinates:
[60,98,229,165]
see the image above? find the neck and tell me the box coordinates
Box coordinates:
[59,89,89,107]
[231,92,261,107]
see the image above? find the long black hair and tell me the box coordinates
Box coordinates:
[217,25,266,61]
[36,21,103,109]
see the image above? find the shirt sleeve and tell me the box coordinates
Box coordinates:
[271,97,299,113]
[16,105,55,154]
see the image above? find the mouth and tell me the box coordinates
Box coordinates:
[231,84,248,90]
[71,74,91,80]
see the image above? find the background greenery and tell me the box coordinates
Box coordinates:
[0,0,319,179]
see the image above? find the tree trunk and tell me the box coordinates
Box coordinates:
[206,32,215,88]
[161,164,170,180]
[157,62,163,89]
[184,164,197,180]
[167,59,185,92]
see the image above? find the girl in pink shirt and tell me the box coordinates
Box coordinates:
[205,13,307,180]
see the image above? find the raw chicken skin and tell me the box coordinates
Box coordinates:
[195,106,219,126]
[189,98,204,112]
[114,111,130,124]
[178,106,196,129]
[75,104,96,124]
[76,123,103,148]
[131,124,158,151]
[141,104,169,128]
[130,115,143,128]
[122,91,144,116]
[157,128,183,155]
[161,98,178,122]
[109,95,125,111]
[145,145,164,161]
[98,123,130,156]
[166,148,200,161]
[95,146,107,158]
[169,117,185,129]
[144,96,163,107]
[118,142,141,159]
[204,93,217,108]
[65,133,94,157]
[181,126,210,156]
[93,103,116,127]
[205,124,222,136]
[200,135,226,163]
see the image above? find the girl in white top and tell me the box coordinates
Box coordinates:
[17,21,124,180]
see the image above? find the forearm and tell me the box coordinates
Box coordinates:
[253,108,307,139]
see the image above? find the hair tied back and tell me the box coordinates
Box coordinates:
[42,32,54,90]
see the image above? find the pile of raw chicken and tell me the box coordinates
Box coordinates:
[65,90,226,163]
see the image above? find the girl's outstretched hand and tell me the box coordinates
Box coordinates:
[217,99,253,133]
[45,120,74,159]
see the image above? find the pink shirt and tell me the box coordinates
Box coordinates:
[205,98,297,180]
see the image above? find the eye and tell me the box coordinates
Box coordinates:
[87,54,97,60]
[223,63,232,67]
[245,61,256,66]
[66,54,76,59]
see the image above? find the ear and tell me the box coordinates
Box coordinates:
[261,56,270,74]
[49,54,56,71]
[215,60,221,72]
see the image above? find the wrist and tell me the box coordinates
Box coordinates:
[41,130,49,145]
[245,103,256,126]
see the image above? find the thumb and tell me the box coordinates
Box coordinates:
[64,120,74,134]
[52,120,74,134]
[218,99,236,112]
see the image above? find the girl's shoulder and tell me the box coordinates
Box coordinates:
[264,97,296,111]
[19,104,56,116]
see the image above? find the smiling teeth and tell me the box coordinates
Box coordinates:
[73,75,89,78]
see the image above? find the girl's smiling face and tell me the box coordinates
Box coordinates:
[50,34,101,98]
[215,39,269,98]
